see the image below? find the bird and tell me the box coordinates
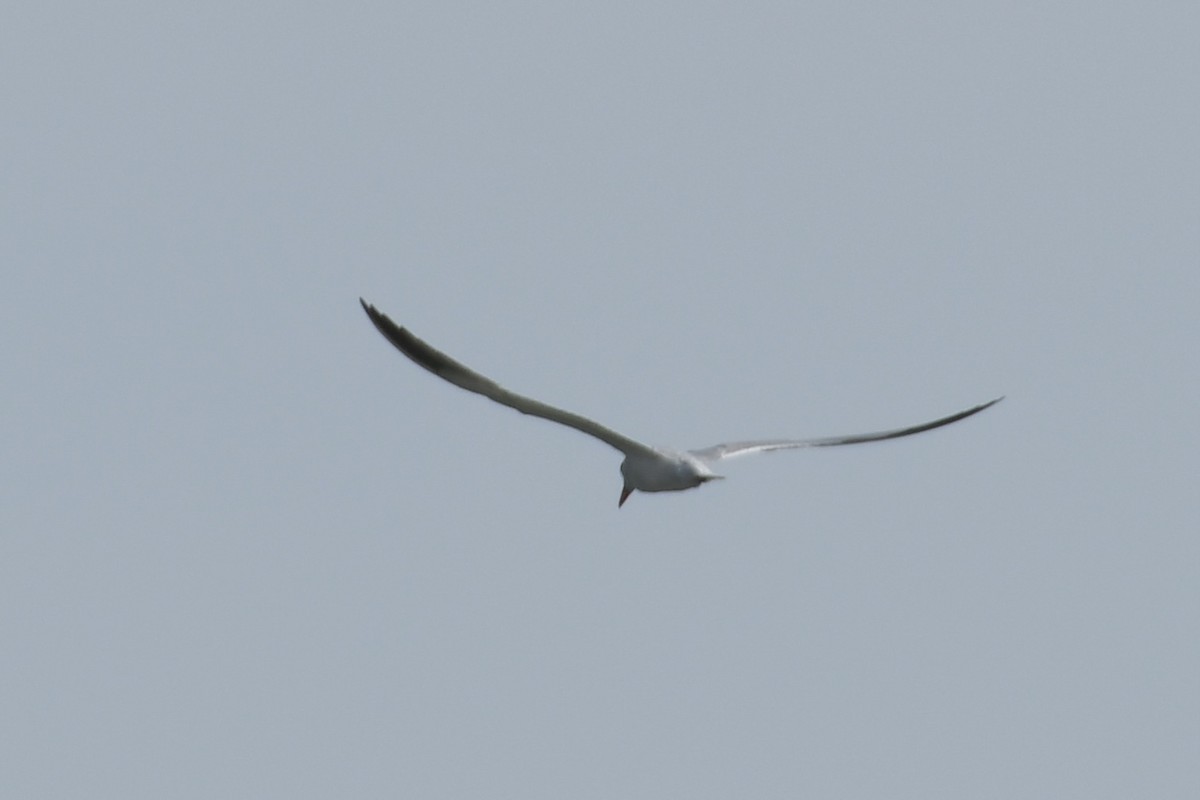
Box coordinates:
[360,299,1002,507]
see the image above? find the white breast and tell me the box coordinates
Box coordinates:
[620,450,718,493]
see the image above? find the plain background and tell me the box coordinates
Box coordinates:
[3,2,1197,797]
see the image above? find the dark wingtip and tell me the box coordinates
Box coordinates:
[358,297,406,350]
[979,396,1005,412]
[358,299,472,380]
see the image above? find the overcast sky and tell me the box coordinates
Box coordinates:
[4,2,1197,798]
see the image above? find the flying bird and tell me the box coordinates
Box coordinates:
[360,299,1001,507]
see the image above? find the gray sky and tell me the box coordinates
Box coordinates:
[4,2,1197,797]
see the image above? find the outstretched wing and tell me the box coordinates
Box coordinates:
[688,397,1002,462]
[360,299,656,457]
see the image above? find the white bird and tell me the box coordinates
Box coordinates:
[360,299,1001,507]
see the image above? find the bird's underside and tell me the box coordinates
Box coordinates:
[360,298,1002,507]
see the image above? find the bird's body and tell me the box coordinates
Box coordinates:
[360,299,1001,507]
[620,448,724,496]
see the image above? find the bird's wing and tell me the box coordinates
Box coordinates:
[360,299,657,457]
[688,397,1002,462]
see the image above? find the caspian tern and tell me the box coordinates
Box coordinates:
[360,299,1001,507]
